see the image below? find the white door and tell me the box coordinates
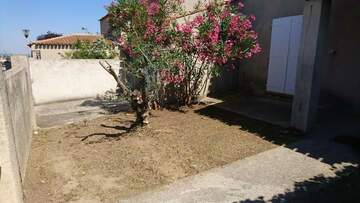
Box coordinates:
[267,15,303,95]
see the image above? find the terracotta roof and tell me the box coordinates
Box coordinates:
[29,34,107,46]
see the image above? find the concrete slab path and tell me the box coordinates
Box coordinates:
[35,98,129,128]
[120,137,359,203]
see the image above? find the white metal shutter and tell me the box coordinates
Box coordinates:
[266,17,292,93]
[266,15,303,95]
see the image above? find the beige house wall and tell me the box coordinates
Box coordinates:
[183,0,200,11]
[30,45,119,60]
[30,44,72,60]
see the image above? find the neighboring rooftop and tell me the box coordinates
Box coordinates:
[99,14,110,21]
[28,34,105,46]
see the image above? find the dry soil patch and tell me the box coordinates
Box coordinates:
[24,105,298,203]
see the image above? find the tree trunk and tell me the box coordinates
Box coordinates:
[99,61,150,126]
[130,89,150,125]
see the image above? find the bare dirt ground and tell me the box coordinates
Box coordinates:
[24,105,299,203]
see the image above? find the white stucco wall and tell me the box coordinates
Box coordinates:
[0,56,35,203]
[29,59,122,105]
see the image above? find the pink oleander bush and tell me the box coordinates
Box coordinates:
[174,1,261,66]
[107,0,261,107]
[161,0,261,104]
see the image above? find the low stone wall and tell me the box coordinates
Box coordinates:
[0,56,35,203]
[30,59,122,105]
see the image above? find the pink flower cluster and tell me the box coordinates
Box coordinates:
[117,35,135,57]
[208,24,220,45]
[115,0,169,45]
[140,0,160,16]
[174,1,261,66]
[176,16,205,34]
[147,2,160,16]
[176,23,192,34]
[145,19,156,37]
[140,0,171,43]
[160,61,185,84]
[160,70,185,84]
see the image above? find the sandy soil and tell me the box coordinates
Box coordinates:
[24,105,298,203]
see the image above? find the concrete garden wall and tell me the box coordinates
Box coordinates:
[29,59,122,105]
[0,56,36,203]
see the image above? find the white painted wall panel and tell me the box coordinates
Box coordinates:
[266,17,291,93]
[267,15,303,95]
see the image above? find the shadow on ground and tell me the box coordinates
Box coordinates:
[196,102,360,163]
[81,97,130,114]
[235,165,360,203]
[195,105,301,146]
[79,123,139,143]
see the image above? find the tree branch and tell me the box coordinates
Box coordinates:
[99,61,130,95]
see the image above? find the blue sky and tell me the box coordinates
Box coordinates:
[0,0,112,54]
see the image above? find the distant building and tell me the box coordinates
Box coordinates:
[28,34,106,60]
[99,14,115,40]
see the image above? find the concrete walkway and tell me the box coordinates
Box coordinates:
[121,134,359,202]
[35,98,129,128]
